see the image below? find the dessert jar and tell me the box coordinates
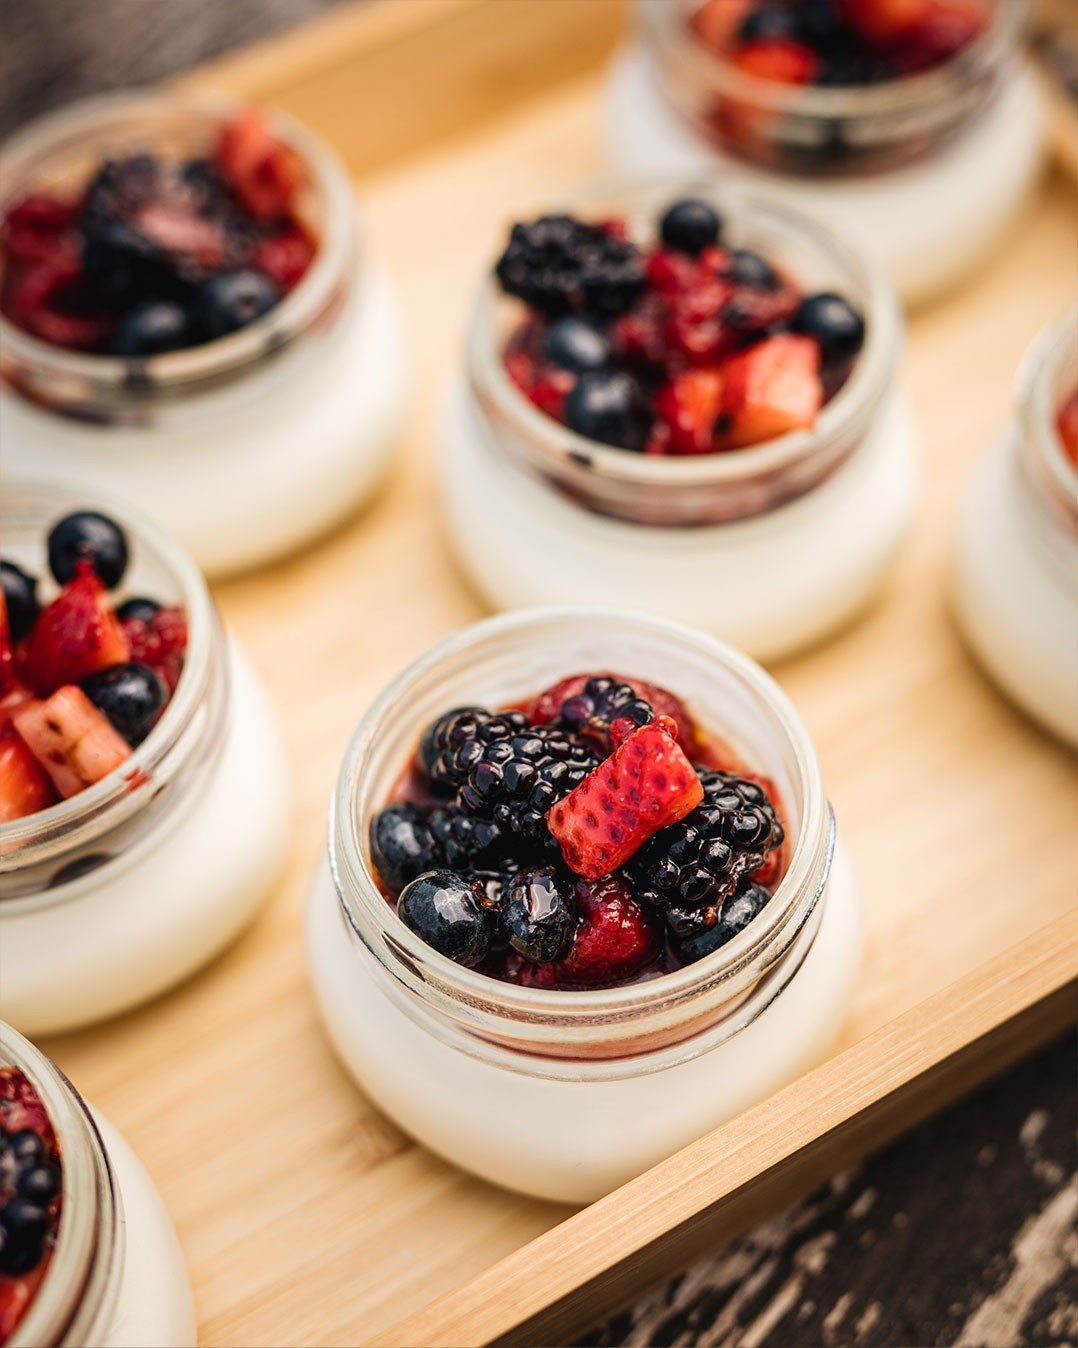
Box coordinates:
[0,483,290,1035]
[0,90,407,579]
[953,308,1078,747]
[0,1023,195,1348]
[442,183,917,664]
[605,0,1044,305]
[306,609,864,1204]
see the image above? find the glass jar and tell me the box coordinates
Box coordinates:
[0,89,407,579]
[605,0,1044,304]
[1,1022,195,1348]
[306,610,863,1204]
[953,307,1078,746]
[441,181,917,663]
[0,483,290,1034]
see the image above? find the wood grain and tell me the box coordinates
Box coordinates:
[34,2,1078,1345]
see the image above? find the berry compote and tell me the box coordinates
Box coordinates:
[369,673,788,989]
[0,109,314,355]
[0,511,188,821]
[0,1069,61,1347]
[496,197,865,456]
[1057,389,1078,471]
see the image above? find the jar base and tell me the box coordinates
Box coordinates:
[604,46,1045,307]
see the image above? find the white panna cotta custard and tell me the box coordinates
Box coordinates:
[0,1023,195,1348]
[953,307,1078,747]
[605,0,1043,305]
[442,183,917,663]
[306,610,863,1204]
[0,484,290,1035]
[0,90,407,579]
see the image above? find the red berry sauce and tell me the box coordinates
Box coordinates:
[369,673,789,990]
[0,108,315,356]
[0,1068,62,1347]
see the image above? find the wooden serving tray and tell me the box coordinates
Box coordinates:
[44,3,1077,1345]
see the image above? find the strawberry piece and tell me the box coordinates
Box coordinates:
[654,368,725,454]
[0,191,78,265]
[842,0,932,42]
[1058,392,1078,470]
[733,38,820,84]
[557,875,662,987]
[0,592,13,696]
[0,726,58,821]
[0,1272,39,1345]
[24,567,130,697]
[121,605,188,692]
[547,721,704,880]
[0,685,35,733]
[13,685,131,799]
[718,333,823,448]
[215,109,307,220]
[251,226,315,291]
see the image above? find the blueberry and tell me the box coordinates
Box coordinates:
[47,511,129,588]
[112,300,194,357]
[82,662,167,746]
[503,868,574,963]
[726,249,779,290]
[541,316,612,373]
[673,881,771,964]
[17,1165,60,1204]
[564,370,653,452]
[659,198,722,256]
[370,804,440,892]
[0,561,39,641]
[196,269,280,340]
[116,596,161,624]
[0,1200,51,1276]
[738,5,801,43]
[397,870,493,967]
[794,292,866,364]
[5,1131,44,1167]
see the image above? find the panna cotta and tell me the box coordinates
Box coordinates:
[307,609,863,1203]
[953,307,1078,746]
[0,483,290,1035]
[0,1023,195,1348]
[441,183,917,662]
[0,90,406,579]
[605,0,1044,305]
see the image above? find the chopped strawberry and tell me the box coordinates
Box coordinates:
[13,685,131,798]
[0,191,78,265]
[547,721,704,880]
[0,685,35,733]
[733,38,820,84]
[655,368,725,454]
[24,566,129,697]
[718,333,823,448]
[251,226,315,290]
[0,726,58,821]
[842,0,933,42]
[1058,392,1078,469]
[215,109,307,220]
[0,592,13,696]
[556,875,662,987]
[121,605,188,692]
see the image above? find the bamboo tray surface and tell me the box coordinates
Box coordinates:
[40,2,1078,1345]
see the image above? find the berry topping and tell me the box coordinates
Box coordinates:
[547,721,704,881]
[554,874,663,987]
[494,215,646,319]
[0,564,38,644]
[397,870,494,967]
[542,316,613,373]
[794,292,867,366]
[0,1068,61,1342]
[82,662,168,747]
[551,675,656,751]
[1058,391,1078,470]
[111,299,194,357]
[115,596,161,624]
[718,332,823,447]
[502,868,575,962]
[12,687,131,798]
[671,878,773,964]
[370,802,444,892]
[725,248,779,290]
[659,198,723,256]
[0,730,58,823]
[25,569,130,696]
[564,370,653,452]
[47,511,128,589]
[196,269,280,340]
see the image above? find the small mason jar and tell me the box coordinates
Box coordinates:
[605,0,1044,304]
[1,1023,195,1348]
[0,89,407,579]
[306,610,863,1204]
[0,483,290,1035]
[441,182,917,664]
[953,308,1078,747]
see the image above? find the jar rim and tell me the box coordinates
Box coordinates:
[467,178,898,524]
[0,87,359,397]
[641,0,1020,117]
[0,480,220,871]
[330,607,831,1039]
[1,1022,119,1348]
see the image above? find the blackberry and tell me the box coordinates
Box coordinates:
[0,1127,59,1277]
[670,879,772,965]
[564,370,653,453]
[419,708,531,792]
[495,214,646,320]
[632,770,783,911]
[554,676,654,750]
[502,867,575,963]
[428,805,506,871]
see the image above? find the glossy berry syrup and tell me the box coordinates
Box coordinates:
[0,1069,62,1347]
[369,673,789,990]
